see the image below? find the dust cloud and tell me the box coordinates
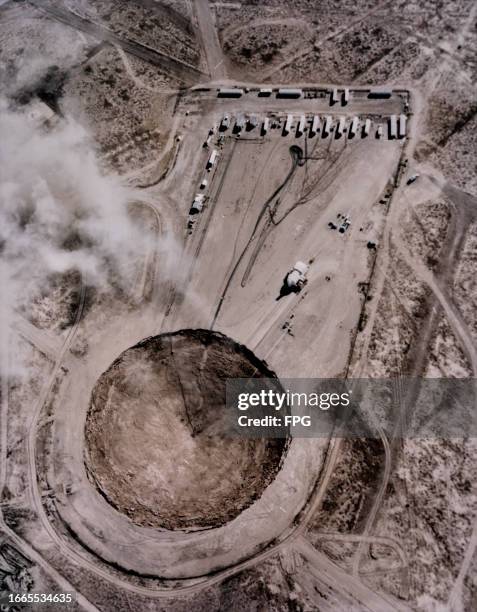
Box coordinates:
[0,99,149,376]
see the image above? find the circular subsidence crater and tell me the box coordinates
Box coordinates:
[84,329,286,531]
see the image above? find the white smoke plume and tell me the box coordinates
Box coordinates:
[0,99,150,375]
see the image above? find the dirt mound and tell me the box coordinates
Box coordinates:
[84,329,287,531]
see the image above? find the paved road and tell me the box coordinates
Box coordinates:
[28,1,206,84]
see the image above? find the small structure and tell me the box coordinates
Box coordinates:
[336,116,346,138]
[376,124,383,139]
[343,88,350,105]
[398,114,407,138]
[389,115,398,139]
[262,117,270,135]
[286,261,309,291]
[220,114,230,130]
[200,178,208,189]
[363,118,371,137]
[234,114,245,133]
[248,115,258,130]
[330,88,338,105]
[218,87,244,98]
[284,114,293,135]
[368,87,392,99]
[323,115,332,137]
[207,149,218,169]
[349,116,359,138]
[190,194,205,214]
[297,114,306,136]
[203,134,212,148]
[258,88,273,97]
[277,88,303,98]
[310,115,320,137]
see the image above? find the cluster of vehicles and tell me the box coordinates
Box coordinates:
[215,112,383,140]
[328,213,351,234]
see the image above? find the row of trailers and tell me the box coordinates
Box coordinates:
[220,113,407,139]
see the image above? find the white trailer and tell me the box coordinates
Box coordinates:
[336,116,346,137]
[262,117,270,135]
[207,149,218,169]
[363,118,371,137]
[389,115,398,139]
[343,88,350,105]
[398,114,407,138]
[297,114,306,136]
[258,88,273,96]
[349,116,359,137]
[376,124,383,139]
[331,88,338,104]
[310,115,320,137]
[284,114,293,135]
[323,115,332,137]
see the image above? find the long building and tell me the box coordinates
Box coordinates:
[389,115,398,139]
[218,87,243,97]
[277,88,303,98]
[363,118,371,137]
[398,114,407,138]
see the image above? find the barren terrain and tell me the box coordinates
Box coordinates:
[0,0,476,611]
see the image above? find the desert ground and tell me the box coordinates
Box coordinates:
[0,1,476,611]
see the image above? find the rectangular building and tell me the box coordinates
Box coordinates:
[310,115,320,137]
[389,115,398,139]
[284,114,293,135]
[363,118,371,137]
[398,114,407,138]
[277,88,303,98]
[336,116,346,137]
[323,115,332,137]
[218,87,244,97]
[349,116,359,137]
[368,87,392,99]
[297,114,306,136]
